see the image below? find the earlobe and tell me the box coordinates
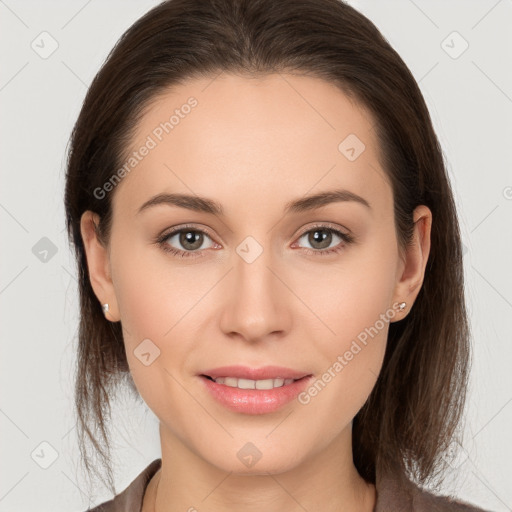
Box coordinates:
[390,205,432,320]
[80,211,120,322]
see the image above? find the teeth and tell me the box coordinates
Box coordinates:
[212,377,296,389]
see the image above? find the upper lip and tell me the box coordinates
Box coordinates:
[200,365,311,380]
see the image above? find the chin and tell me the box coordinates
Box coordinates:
[204,447,305,476]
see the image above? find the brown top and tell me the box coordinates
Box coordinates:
[85,458,491,512]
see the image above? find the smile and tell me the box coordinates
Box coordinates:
[204,376,297,389]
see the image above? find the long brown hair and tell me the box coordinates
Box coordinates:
[64,0,470,496]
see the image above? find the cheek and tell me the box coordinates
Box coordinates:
[109,236,215,405]
[110,228,197,341]
[111,257,191,417]
[305,229,397,340]
[296,233,397,413]
[111,255,167,342]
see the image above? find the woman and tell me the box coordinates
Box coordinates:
[64,0,491,510]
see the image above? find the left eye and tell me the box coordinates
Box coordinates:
[294,226,353,255]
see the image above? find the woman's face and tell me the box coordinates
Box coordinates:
[83,73,430,475]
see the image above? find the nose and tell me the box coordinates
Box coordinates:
[218,245,292,343]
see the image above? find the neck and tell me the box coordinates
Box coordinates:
[147,422,376,512]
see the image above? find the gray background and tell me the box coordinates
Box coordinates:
[1,0,511,510]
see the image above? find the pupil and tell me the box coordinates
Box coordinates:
[180,231,202,250]
[310,229,331,249]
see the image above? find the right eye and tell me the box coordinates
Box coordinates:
[156,225,219,258]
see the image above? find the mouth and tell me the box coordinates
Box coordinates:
[198,372,314,414]
[200,374,309,390]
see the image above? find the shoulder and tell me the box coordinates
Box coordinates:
[82,459,162,512]
[412,486,492,512]
[375,471,492,511]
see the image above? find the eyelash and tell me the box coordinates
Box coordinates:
[155,223,355,259]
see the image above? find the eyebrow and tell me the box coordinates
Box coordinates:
[136,188,371,216]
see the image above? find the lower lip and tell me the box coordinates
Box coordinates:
[199,375,313,415]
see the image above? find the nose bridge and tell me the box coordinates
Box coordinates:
[218,236,290,341]
[234,240,274,294]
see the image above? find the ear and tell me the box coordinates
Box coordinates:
[80,211,120,322]
[390,204,432,321]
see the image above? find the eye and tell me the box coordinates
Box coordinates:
[293,224,354,256]
[156,223,354,259]
[156,224,218,259]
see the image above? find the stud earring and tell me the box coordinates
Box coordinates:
[397,302,407,312]
[102,303,110,316]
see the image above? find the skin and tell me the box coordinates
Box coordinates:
[80,73,431,512]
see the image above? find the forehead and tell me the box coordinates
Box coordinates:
[112,72,391,216]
